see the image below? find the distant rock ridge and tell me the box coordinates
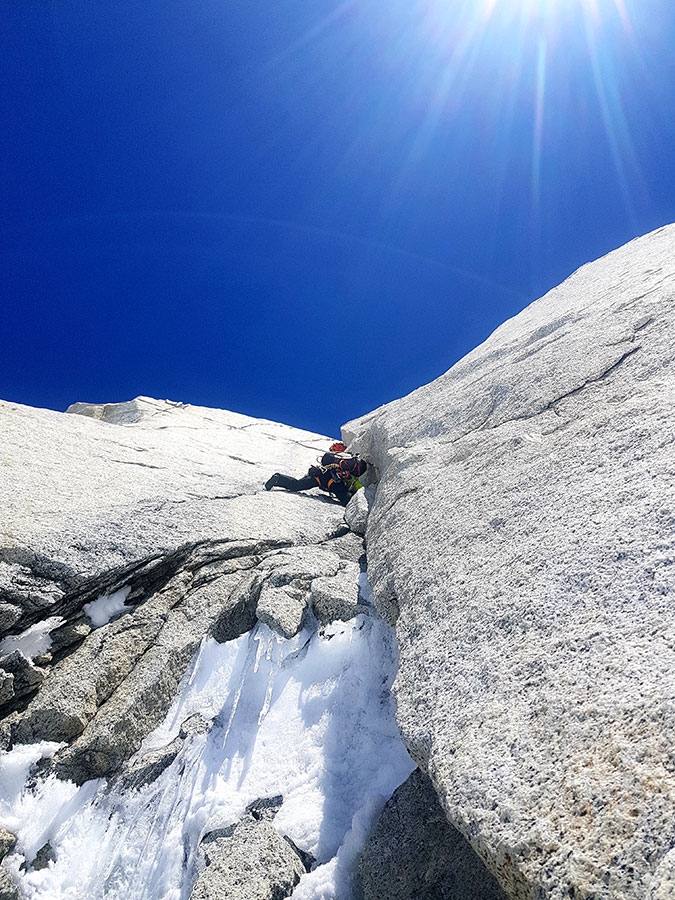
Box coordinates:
[1,223,674,899]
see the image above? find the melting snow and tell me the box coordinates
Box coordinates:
[1,605,414,900]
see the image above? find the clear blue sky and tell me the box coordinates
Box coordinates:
[3,0,674,437]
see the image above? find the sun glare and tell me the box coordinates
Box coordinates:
[477,0,633,31]
[384,0,639,221]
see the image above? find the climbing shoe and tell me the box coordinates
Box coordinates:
[265,474,280,491]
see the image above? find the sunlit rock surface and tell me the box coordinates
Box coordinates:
[1,399,353,771]
[345,224,675,899]
[190,814,307,900]
[3,225,675,900]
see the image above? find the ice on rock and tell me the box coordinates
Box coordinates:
[1,609,413,900]
[0,619,64,661]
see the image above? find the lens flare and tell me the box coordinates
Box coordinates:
[389,0,639,220]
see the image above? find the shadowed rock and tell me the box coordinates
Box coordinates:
[0,653,46,709]
[359,769,507,900]
[311,562,369,624]
[114,736,184,792]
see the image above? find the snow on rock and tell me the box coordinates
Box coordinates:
[4,225,674,899]
[82,588,131,628]
[0,618,63,661]
[344,224,675,899]
[0,619,413,900]
[0,398,346,742]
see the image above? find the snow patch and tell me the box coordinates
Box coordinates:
[83,587,132,628]
[0,618,64,660]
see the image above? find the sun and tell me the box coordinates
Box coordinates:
[369,0,638,222]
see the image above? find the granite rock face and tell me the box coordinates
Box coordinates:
[344,224,675,899]
[3,226,675,900]
[343,485,376,536]
[311,562,369,624]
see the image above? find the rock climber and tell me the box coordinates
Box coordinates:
[264,442,367,507]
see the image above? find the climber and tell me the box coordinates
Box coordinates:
[264,442,367,507]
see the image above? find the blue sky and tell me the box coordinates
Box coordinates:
[3,0,675,437]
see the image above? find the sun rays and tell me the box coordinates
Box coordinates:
[377,0,641,221]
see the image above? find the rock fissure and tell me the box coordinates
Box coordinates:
[109,459,166,470]
[476,343,641,434]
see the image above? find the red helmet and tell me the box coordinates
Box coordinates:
[329,441,347,452]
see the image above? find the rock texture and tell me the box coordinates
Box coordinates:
[344,484,376,536]
[359,768,507,900]
[344,224,675,899]
[0,868,19,900]
[0,832,16,863]
[3,225,675,900]
[311,561,369,624]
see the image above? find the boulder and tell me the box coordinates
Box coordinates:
[258,546,342,585]
[255,546,344,638]
[246,795,284,822]
[115,736,184,792]
[48,567,253,782]
[311,562,369,624]
[359,768,506,900]
[344,224,675,899]
[190,815,306,900]
[48,620,92,655]
[30,842,56,871]
[256,583,309,639]
[344,484,376,536]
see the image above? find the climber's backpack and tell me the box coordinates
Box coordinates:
[309,453,366,496]
[320,452,367,480]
